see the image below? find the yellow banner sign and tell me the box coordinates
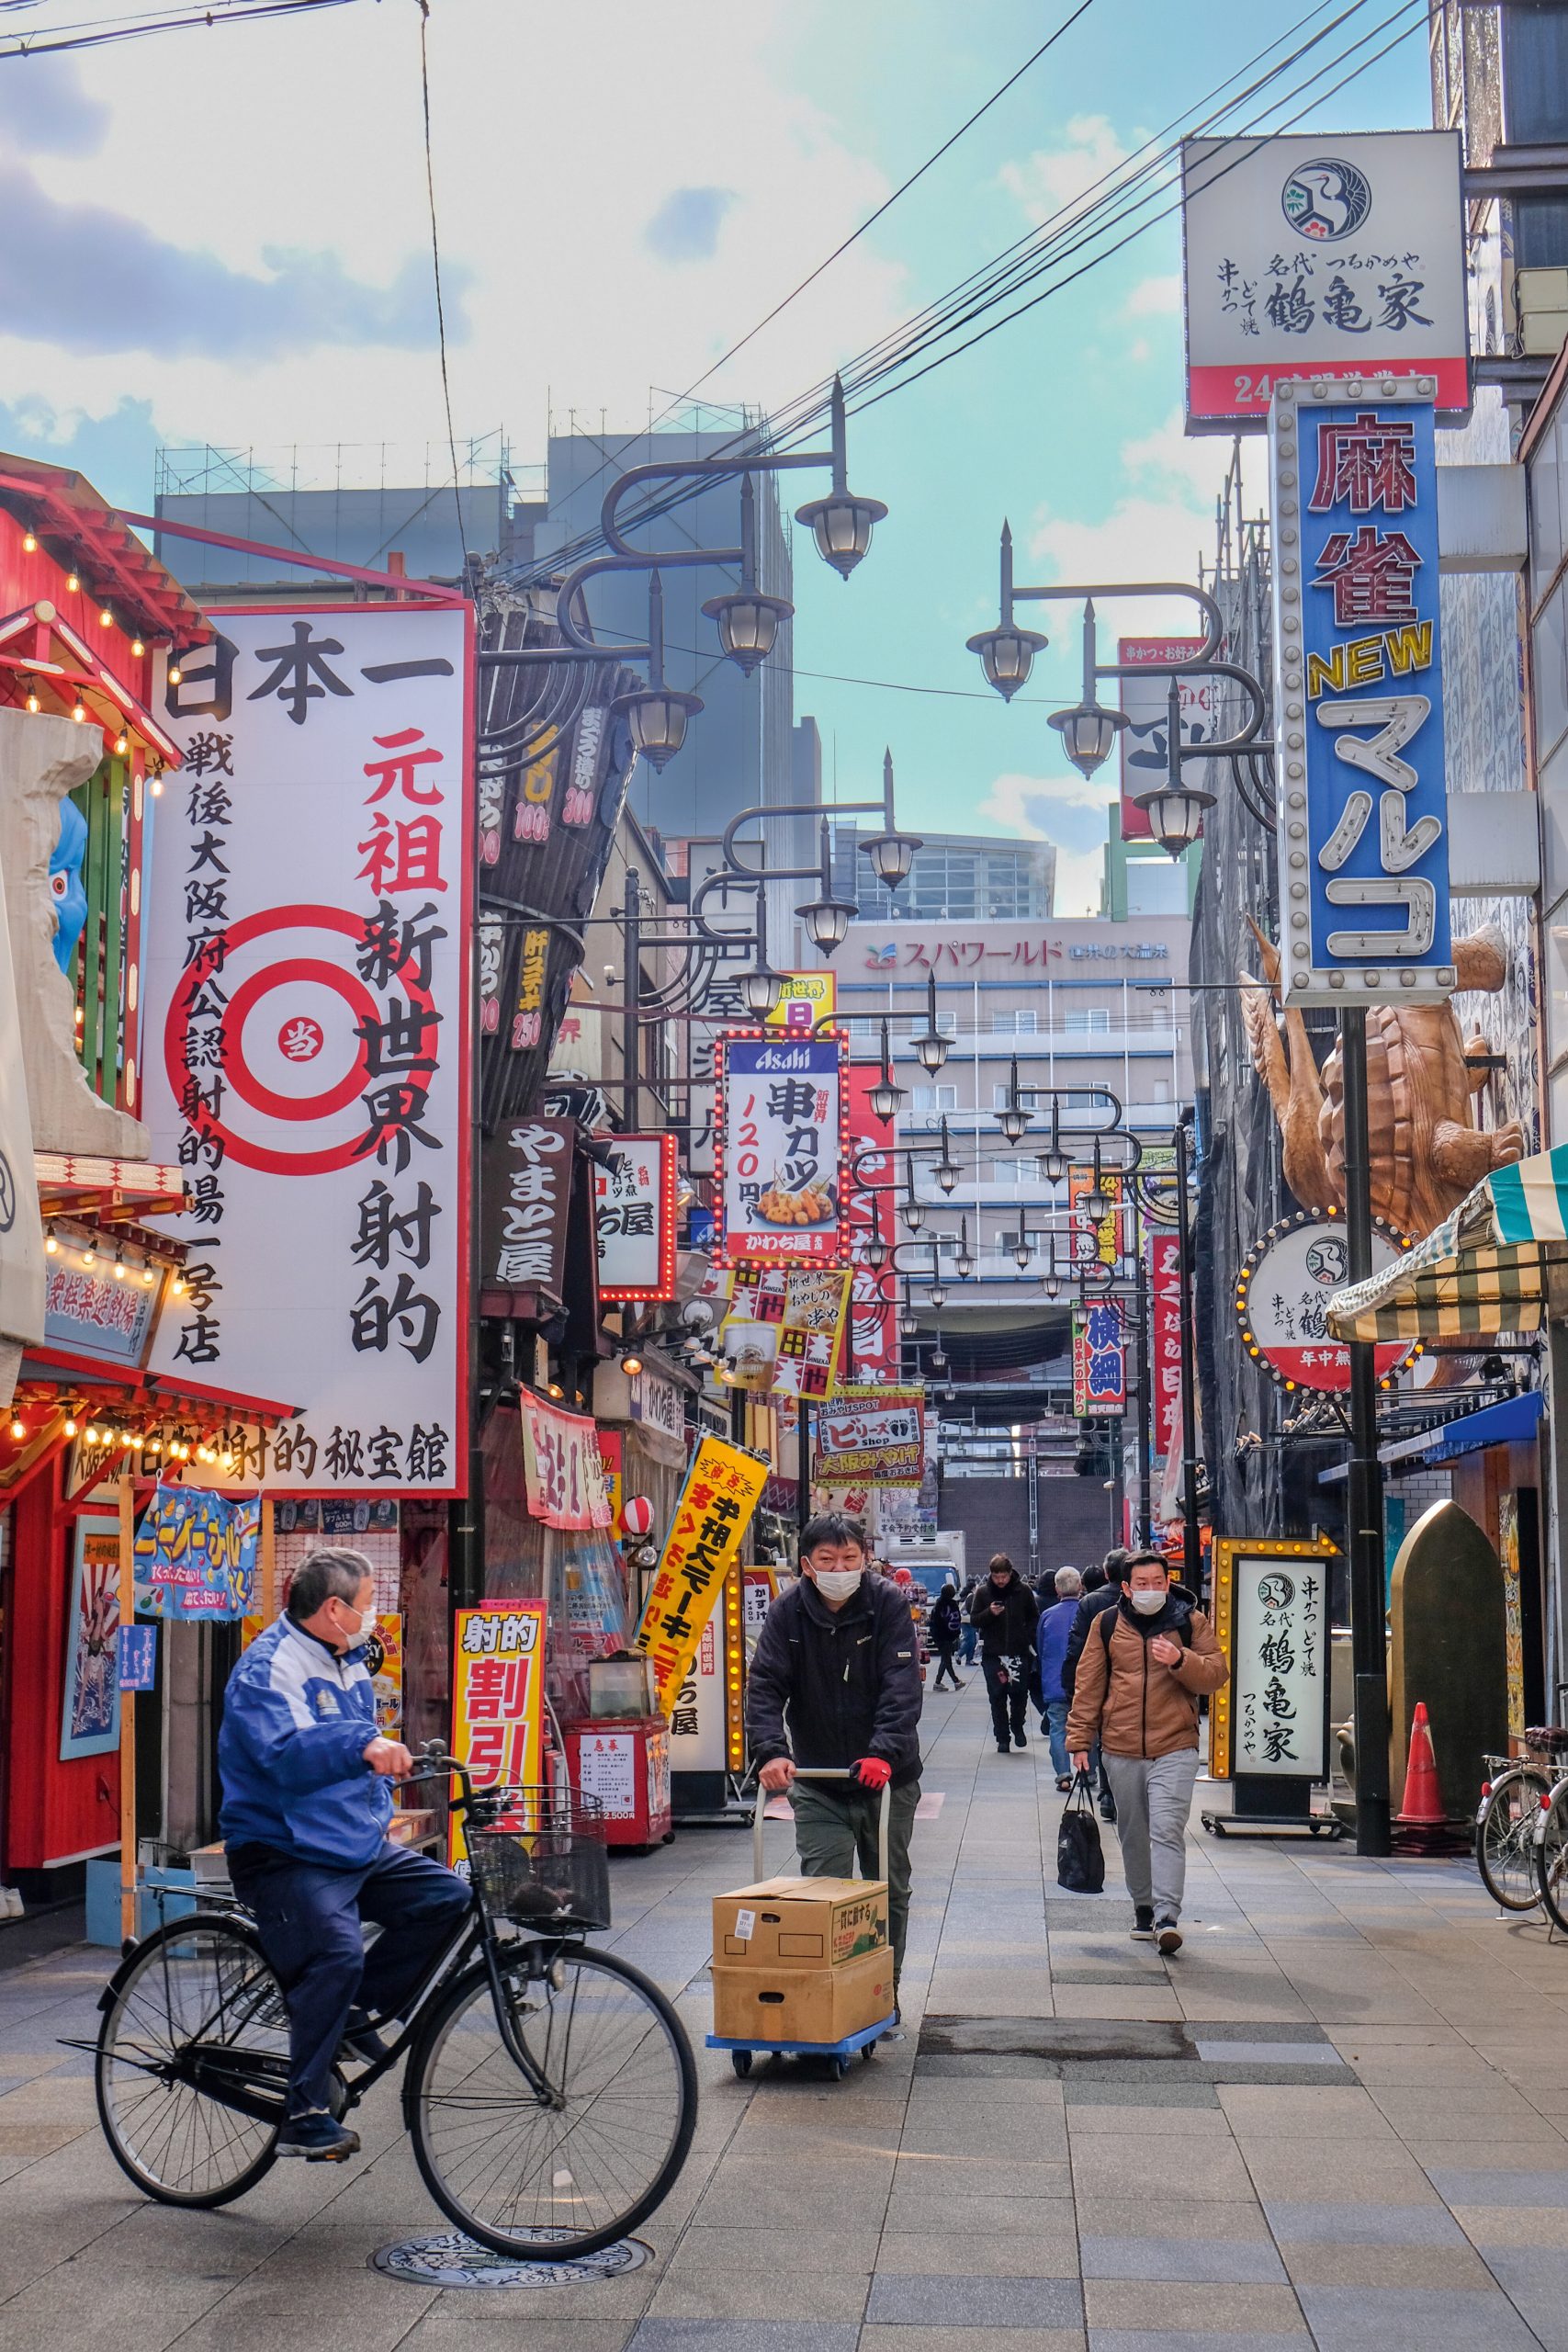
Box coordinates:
[764,970,836,1032]
[634,1436,767,1712]
[449,1599,547,1867]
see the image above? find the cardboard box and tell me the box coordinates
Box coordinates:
[713,1875,887,1967]
[711,1945,895,2044]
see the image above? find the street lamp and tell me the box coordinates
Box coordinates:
[740,961,786,1017]
[1047,600,1127,781]
[612,571,704,772]
[869,1018,905,1121]
[966,523,1048,700]
[934,1116,960,1193]
[955,1216,975,1281]
[930,1336,948,1374]
[1083,1138,1113,1225]
[914,970,950,1073]
[796,817,860,956]
[1134,681,1217,855]
[794,380,888,579]
[861,751,922,894]
[1013,1222,1032,1272]
[1043,1237,1062,1299]
[902,1176,925,1233]
[1041,1102,1069,1186]
[863,1232,889,1272]
[702,473,795,675]
[998,1053,1031,1146]
[899,1288,919,1339]
[929,1283,949,1312]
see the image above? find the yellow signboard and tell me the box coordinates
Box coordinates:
[764,970,836,1034]
[449,1599,547,1867]
[634,1436,768,1711]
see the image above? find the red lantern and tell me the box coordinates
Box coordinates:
[622,1495,654,1539]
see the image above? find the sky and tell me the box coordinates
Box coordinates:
[0,0,1432,910]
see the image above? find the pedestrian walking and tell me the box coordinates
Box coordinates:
[747,1510,923,2007]
[958,1573,981,1667]
[1063,1547,1132,1820]
[968,1553,1039,1754]
[1036,1566,1083,1789]
[929,1581,966,1690]
[1066,1548,1228,1955]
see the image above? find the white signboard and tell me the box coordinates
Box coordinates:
[575,1729,637,1820]
[1230,1549,1328,1779]
[665,1615,726,1772]
[715,1032,846,1267]
[1180,131,1467,429]
[142,605,471,1490]
[1236,1213,1415,1393]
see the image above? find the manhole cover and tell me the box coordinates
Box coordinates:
[371,2230,653,2290]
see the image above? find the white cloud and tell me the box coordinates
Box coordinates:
[976,768,1115,915]
[1126,274,1180,318]
[998,114,1131,227]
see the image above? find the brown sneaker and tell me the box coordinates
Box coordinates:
[1156,1922,1182,1957]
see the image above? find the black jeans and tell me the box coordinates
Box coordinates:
[932,1643,963,1689]
[982,1657,1028,1746]
[229,1840,471,2117]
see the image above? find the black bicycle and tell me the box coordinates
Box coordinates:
[86,1748,697,2257]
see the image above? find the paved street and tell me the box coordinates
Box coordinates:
[4,1680,1568,2352]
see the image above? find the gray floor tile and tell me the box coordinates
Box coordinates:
[1427,2166,1568,2207]
[1472,2247,1568,2352]
[628,2326,859,2352]
[1263,2199,1465,2245]
[1086,2336,1309,2352]
[1078,2236,1285,2284]
[1294,2286,1544,2350]
[865,2278,1085,2329]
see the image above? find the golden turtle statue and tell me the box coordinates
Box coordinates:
[1240,920,1525,1240]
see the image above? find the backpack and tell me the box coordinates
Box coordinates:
[1056,1772,1105,1892]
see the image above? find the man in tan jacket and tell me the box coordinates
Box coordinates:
[1067,1550,1228,1955]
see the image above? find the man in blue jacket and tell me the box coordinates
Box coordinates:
[219,1547,470,2161]
[1036,1566,1083,1790]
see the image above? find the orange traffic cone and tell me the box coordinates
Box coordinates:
[1393,1701,1452,1851]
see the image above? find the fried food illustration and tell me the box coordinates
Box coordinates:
[756,1180,834,1226]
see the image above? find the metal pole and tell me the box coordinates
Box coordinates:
[622,868,641,1131]
[1134,1241,1152,1548]
[797,1401,812,1537]
[1173,1116,1201,1592]
[1342,1006,1392,1857]
[450,693,487,1622]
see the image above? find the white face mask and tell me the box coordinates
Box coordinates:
[812,1567,863,1604]
[1129,1587,1168,1615]
[338,1600,377,1644]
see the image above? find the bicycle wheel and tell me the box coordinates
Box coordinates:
[1536,1780,1568,1934]
[409,1946,698,2259]
[96,1914,288,2207]
[1476,1767,1551,1909]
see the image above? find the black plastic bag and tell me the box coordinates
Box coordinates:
[1056,1770,1105,1893]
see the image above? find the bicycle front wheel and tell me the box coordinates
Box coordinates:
[1536,1780,1568,1933]
[409,1945,697,2258]
[96,1914,287,2207]
[1477,1767,1551,1909]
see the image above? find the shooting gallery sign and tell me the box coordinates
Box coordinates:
[714,1030,848,1268]
[1236,1209,1416,1392]
[633,1435,767,1711]
[448,1598,547,1868]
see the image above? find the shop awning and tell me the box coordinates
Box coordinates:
[1326,1145,1568,1343]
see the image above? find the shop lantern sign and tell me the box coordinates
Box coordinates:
[479,1117,574,1312]
[714,1031,848,1268]
[633,1434,767,1711]
[517,1392,613,1532]
[142,604,472,1492]
[1180,130,1467,427]
[1236,1208,1417,1394]
[448,1598,546,1869]
[814,1384,925,1486]
[1209,1535,1336,1782]
[1270,380,1452,1005]
[594,1133,678,1303]
[133,1485,260,1619]
[1147,1231,1183,1458]
[1073,1302,1125,1419]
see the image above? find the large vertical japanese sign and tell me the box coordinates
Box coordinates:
[714,1031,847,1267]
[1270,381,1450,1006]
[1209,1536,1334,1782]
[1180,131,1466,429]
[143,605,471,1490]
[1118,640,1209,842]
[1147,1230,1183,1460]
[842,1063,897,1383]
[1072,1303,1125,1419]
[633,1434,767,1711]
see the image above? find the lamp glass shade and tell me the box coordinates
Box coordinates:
[1084,1188,1112,1222]
[702,587,793,675]
[935,1162,958,1194]
[795,490,888,579]
[998,1107,1027,1144]
[1013,1244,1032,1270]
[616,684,704,772]
[799,893,856,953]
[1047,699,1126,779]
[930,1348,947,1374]
[955,1252,974,1279]
[929,1285,948,1311]
[869,1077,904,1120]
[1043,1148,1069,1183]
[964,622,1048,701]
[741,966,785,1015]
[915,1029,949,1073]
[899,1310,919,1337]
[903,1197,925,1231]
[1044,1273,1062,1298]
[864,831,919,887]
[1136,785,1214,856]
[865,1238,888,1270]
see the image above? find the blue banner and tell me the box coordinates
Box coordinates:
[1273,386,1450,1001]
[133,1487,259,1620]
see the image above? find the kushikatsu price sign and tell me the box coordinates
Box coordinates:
[714,1032,847,1268]
[143,605,472,1492]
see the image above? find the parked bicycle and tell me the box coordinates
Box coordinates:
[1529,1698,1568,1933]
[84,1746,697,2257]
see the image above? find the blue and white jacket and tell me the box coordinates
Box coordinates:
[218,1616,390,1869]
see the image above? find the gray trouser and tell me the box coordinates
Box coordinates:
[790,1778,919,1992]
[1100,1749,1200,1923]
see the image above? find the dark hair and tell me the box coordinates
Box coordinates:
[987,1553,1015,1577]
[1125,1548,1172,1577]
[288,1547,375,1622]
[1103,1547,1133,1585]
[1081,1564,1108,1592]
[800,1511,867,1557]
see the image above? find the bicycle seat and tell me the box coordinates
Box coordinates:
[1524,1726,1568,1756]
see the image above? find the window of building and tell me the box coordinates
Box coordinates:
[910,1084,958,1115]
[1063,1007,1111,1033]
[990,1157,1039,1184]
[991,1008,1038,1035]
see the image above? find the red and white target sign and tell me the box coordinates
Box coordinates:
[141,603,472,1492]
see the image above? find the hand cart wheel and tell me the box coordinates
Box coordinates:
[731,2050,753,2078]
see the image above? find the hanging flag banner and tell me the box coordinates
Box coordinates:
[714,1031,847,1267]
[141,604,471,1493]
[719,1265,851,1399]
[593,1133,679,1303]
[633,1435,767,1711]
[1118,640,1211,842]
[1073,1302,1126,1419]
[1069,1166,1123,1266]
[133,1486,260,1619]
[1270,381,1451,1004]
[764,971,836,1034]
[1147,1229,1184,1459]
[518,1392,613,1531]
[842,1063,898,1383]
[1180,130,1467,428]
[814,1384,926,1485]
[448,1598,547,1868]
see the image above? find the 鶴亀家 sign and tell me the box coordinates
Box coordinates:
[1235,1210,1416,1393]
[1270,380,1452,1005]
[1209,1536,1336,1782]
[714,1031,847,1268]
[142,604,471,1491]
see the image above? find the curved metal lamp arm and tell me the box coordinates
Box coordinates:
[1004,567,1224,668]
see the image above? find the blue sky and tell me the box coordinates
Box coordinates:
[0,0,1430,906]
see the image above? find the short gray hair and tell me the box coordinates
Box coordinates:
[288,1547,375,1622]
[1055,1566,1083,1596]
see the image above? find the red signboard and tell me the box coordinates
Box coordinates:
[841,1064,898,1384]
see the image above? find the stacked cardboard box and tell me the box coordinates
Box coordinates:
[710,1875,894,2042]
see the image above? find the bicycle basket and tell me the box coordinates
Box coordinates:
[465,1786,611,1934]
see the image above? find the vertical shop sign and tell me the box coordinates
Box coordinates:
[1210,1538,1333,1781]
[714,1031,847,1267]
[1118,640,1210,842]
[1147,1230,1183,1459]
[1073,1302,1125,1418]
[1270,382,1450,1004]
[61,1511,121,1759]
[633,1435,767,1709]
[479,1117,574,1310]
[593,1134,678,1303]
[842,1063,898,1382]
[448,1598,547,1867]
[142,605,471,1491]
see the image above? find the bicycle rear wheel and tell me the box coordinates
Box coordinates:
[1536,1780,1568,1934]
[409,1945,697,2258]
[1476,1767,1551,1909]
[96,1914,288,2207]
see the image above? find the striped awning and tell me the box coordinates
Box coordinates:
[1326,1146,1568,1344]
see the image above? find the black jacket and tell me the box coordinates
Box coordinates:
[1062,1580,1121,1698]
[930,1591,963,1645]
[967,1574,1040,1660]
[747,1574,923,1788]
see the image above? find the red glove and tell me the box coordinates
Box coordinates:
[854,1756,893,1791]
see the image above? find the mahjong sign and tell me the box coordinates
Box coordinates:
[1270,379,1452,1006]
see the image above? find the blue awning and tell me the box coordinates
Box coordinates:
[1421,1388,1543,1463]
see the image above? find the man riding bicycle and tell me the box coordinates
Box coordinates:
[218,1547,470,2162]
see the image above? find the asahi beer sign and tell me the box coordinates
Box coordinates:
[1235,1210,1416,1392]
[143,604,471,1491]
[1180,130,1467,428]
[714,1032,847,1268]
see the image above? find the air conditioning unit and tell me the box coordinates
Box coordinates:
[1517,267,1568,356]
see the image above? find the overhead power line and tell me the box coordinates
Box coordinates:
[0,0,367,59]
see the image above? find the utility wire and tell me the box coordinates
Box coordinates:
[0,0,365,57]
[417,0,469,578]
